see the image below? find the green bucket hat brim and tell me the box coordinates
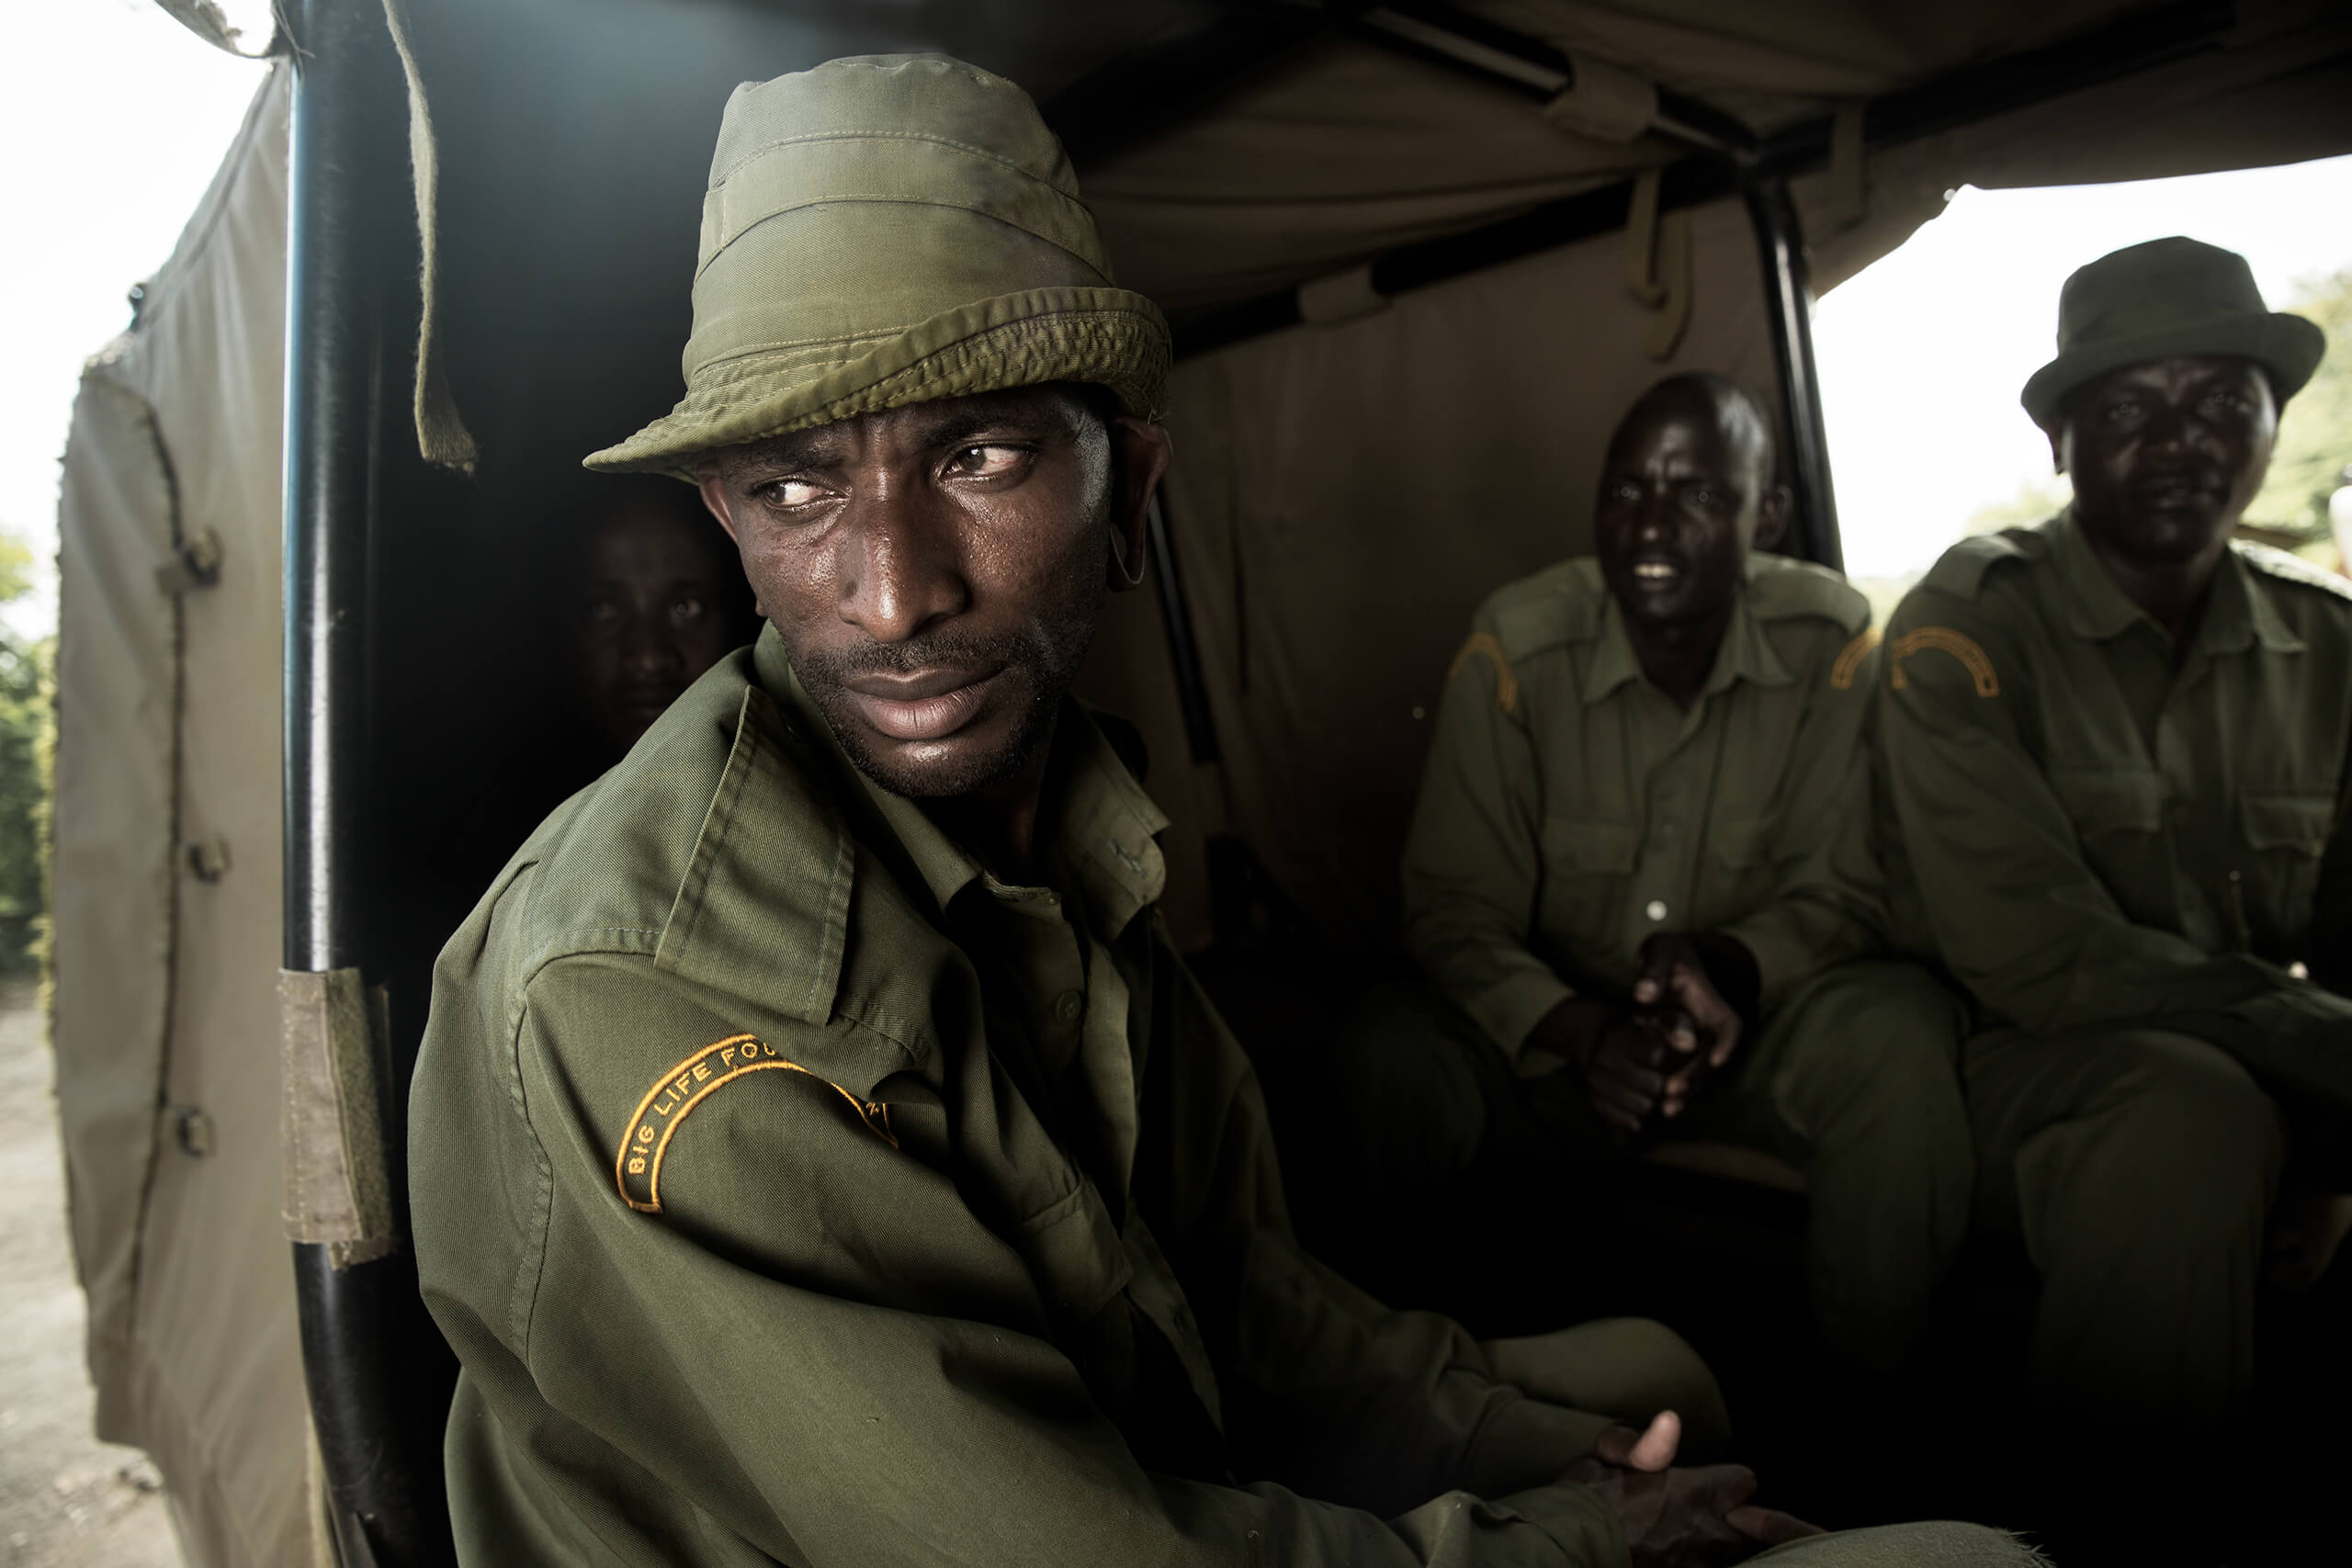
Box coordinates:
[2021,309,2326,428]
[587,284,1170,480]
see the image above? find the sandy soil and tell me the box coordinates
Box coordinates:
[0,983,181,1568]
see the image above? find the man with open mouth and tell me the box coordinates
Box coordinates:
[1876,235,2348,1553]
[405,52,2032,1568]
[1358,375,1970,1390]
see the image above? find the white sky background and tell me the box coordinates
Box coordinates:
[1817,154,2352,581]
[0,2,266,637]
[0,8,2345,634]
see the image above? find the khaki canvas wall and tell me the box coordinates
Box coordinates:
[51,66,311,1568]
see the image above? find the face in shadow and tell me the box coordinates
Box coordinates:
[565,489,752,758]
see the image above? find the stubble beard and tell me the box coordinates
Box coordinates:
[792,545,1106,801]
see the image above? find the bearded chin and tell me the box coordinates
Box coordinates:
[795,592,1104,802]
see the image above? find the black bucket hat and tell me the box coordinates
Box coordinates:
[2021,236,2325,428]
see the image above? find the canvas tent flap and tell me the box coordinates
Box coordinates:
[51,62,311,1568]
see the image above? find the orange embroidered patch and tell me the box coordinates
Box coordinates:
[615,1034,896,1214]
[1828,627,1882,691]
[1889,626,2000,697]
[1447,632,1519,715]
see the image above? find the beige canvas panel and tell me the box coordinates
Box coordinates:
[52,63,310,1568]
[51,365,180,1431]
[1108,191,1783,948]
[1083,0,2139,310]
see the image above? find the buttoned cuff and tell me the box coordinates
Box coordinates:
[1456,1393,1614,1495]
[1716,915,1806,1013]
[1467,971,1577,1066]
[1493,1482,1632,1567]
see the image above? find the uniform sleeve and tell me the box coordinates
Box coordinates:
[1715,638,1883,1007]
[2307,738,2352,997]
[1878,587,2292,1033]
[1149,960,1626,1513]
[412,945,1628,1568]
[1399,630,1573,1059]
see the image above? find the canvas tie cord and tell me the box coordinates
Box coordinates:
[381,0,480,472]
[279,968,401,1269]
[1623,166,1692,360]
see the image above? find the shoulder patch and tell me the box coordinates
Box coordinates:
[2237,541,2352,604]
[1481,558,1607,660]
[1447,632,1519,715]
[1919,529,2043,601]
[1829,627,1882,690]
[1888,626,2000,696]
[616,1034,896,1213]
[1747,558,1870,636]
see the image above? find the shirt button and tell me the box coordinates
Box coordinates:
[1054,989,1083,1023]
[1645,899,1668,922]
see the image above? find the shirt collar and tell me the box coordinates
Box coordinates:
[756,626,1169,940]
[1580,558,1793,706]
[2048,506,2306,657]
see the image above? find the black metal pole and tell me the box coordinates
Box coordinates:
[1741,175,1843,571]
[283,2,454,1564]
[1145,495,1223,766]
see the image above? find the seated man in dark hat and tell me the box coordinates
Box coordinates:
[409,52,2030,1568]
[1341,373,1970,1381]
[1875,235,2349,1535]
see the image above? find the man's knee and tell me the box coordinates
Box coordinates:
[2061,1030,2284,1198]
[1765,962,1969,1134]
[1749,1522,2049,1566]
[1483,1316,1731,1457]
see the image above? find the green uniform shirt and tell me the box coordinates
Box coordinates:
[1877,509,2352,1042]
[1401,555,1881,1063]
[411,626,1633,1567]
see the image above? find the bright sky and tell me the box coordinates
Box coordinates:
[0,1,267,637]
[0,8,2346,635]
[1817,154,2352,581]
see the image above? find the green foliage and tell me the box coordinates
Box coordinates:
[2245,266,2352,541]
[0,536,51,976]
[1963,475,2073,536]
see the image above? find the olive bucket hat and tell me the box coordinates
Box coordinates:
[586,54,1169,479]
[2020,235,2326,428]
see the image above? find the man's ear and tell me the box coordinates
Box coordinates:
[1106,417,1173,592]
[696,468,741,544]
[1752,484,1792,553]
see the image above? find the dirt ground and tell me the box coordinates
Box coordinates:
[0,983,180,1568]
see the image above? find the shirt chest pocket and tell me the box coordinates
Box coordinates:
[1537,818,1637,953]
[2046,768,2166,909]
[2238,792,2334,952]
[2047,768,2165,838]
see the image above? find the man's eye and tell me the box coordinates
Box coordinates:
[672,593,707,623]
[582,598,619,625]
[947,444,1028,479]
[1607,481,1642,503]
[2102,400,2141,423]
[2202,389,2247,414]
[1687,487,1716,508]
[756,478,829,508]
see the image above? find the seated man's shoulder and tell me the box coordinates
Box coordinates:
[1476,558,1609,660]
[1746,554,1869,637]
[2235,539,2352,624]
[1912,525,2048,609]
[500,648,776,962]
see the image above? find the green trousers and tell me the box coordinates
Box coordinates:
[1962,1021,2286,1444]
[1319,961,1973,1373]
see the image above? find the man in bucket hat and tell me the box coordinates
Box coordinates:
[1876,236,2349,1549]
[412,55,2035,1566]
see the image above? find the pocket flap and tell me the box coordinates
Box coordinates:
[1541,818,1639,874]
[1708,814,1771,870]
[2241,793,2334,855]
[2047,768,2164,835]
